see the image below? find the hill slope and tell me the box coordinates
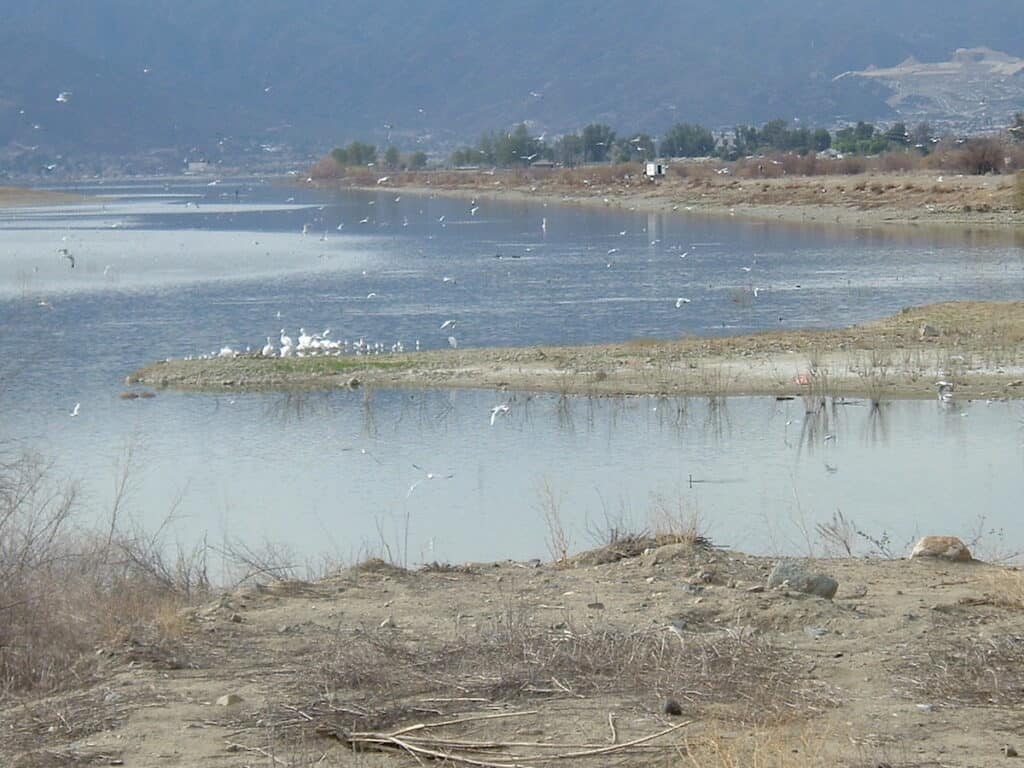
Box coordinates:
[2,0,1023,171]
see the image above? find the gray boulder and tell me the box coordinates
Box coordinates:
[767,561,838,599]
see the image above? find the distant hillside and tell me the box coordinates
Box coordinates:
[2,0,1023,173]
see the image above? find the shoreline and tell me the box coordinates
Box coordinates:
[130,301,1024,400]
[334,166,1024,235]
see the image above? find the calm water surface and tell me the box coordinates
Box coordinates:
[1,179,1022,565]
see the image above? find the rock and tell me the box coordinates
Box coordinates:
[216,693,243,707]
[767,561,838,599]
[918,322,940,340]
[347,376,361,389]
[640,542,698,567]
[910,536,972,562]
[662,698,683,716]
[1003,745,1018,757]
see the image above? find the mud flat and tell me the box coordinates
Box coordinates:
[131,301,1024,401]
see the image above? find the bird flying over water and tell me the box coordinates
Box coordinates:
[490,402,511,425]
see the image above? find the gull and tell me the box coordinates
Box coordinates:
[439,319,456,330]
[442,276,456,284]
[679,251,689,258]
[407,464,455,497]
[438,215,446,223]
[394,195,401,202]
[675,297,691,307]
[37,299,53,309]
[823,433,836,443]
[376,176,390,184]
[56,91,71,103]
[470,206,479,216]
[359,217,370,224]
[447,336,458,349]
[740,266,752,272]
[366,292,377,299]
[607,247,619,255]
[490,402,511,425]
[70,402,80,417]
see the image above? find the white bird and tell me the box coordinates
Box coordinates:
[447,336,458,349]
[376,176,390,185]
[936,380,954,402]
[439,319,456,330]
[56,91,71,103]
[675,297,691,307]
[679,251,689,259]
[607,248,619,255]
[541,217,547,233]
[359,217,370,224]
[70,402,80,417]
[442,276,456,284]
[261,336,275,357]
[366,292,377,299]
[407,464,455,497]
[298,328,313,350]
[740,266,752,272]
[438,215,446,223]
[470,206,479,216]
[490,402,511,425]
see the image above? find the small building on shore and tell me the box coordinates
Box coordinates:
[644,160,666,179]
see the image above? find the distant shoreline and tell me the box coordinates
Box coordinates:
[329,166,1024,234]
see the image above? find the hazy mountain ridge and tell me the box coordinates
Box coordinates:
[2,1,1023,172]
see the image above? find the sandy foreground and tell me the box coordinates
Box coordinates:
[4,541,1023,767]
[131,301,1024,401]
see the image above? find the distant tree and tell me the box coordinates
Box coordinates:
[1010,112,1024,143]
[384,145,400,169]
[885,122,909,145]
[833,122,887,154]
[812,128,831,152]
[409,151,428,170]
[554,133,584,167]
[659,122,715,158]
[332,141,377,166]
[910,122,934,151]
[615,133,656,162]
[581,124,615,162]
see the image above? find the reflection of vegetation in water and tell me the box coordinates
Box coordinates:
[864,400,889,446]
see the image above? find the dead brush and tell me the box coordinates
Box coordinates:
[896,632,1024,706]
[0,452,208,700]
[311,612,834,735]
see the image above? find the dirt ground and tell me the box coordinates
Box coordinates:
[131,301,1024,401]
[4,540,1023,767]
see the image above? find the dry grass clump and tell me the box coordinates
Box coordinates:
[312,611,831,735]
[0,452,208,700]
[896,631,1024,706]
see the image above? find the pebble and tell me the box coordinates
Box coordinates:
[216,693,243,707]
[1004,745,1018,757]
[662,698,683,716]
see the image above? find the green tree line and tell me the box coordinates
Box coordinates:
[447,118,945,168]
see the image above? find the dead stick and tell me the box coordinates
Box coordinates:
[385,709,538,737]
[607,712,618,744]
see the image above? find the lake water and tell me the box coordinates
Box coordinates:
[1,178,1022,568]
